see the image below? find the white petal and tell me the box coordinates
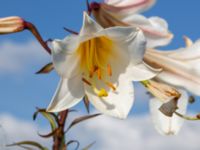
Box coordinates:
[183,36,193,47]
[121,14,173,48]
[97,26,158,81]
[47,75,84,112]
[79,12,103,36]
[97,27,146,64]
[51,35,80,78]
[104,0,156,14]
[145,51,200,95]
[126,62,159,81]
[157,72,200,96]
[84,73,134,119]
[150,89,188,135]
[167,40,200,60]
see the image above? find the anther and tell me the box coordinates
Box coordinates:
[107,64,112,76]
[97,68,102,80]
[82,77,92,86]
[89,66,98,78]
[106,82,116,91]
[93,87,108,97]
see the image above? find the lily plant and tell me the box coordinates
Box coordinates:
[0,0,200,149]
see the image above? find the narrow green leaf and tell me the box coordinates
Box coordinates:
[33,108,58,131]
[66,114,101,132]
[18,145,36,150]
[83,95,90,114]
[66,140,80,150]
[82,141,96,150]
[38,128,59,138]
[7,141,48,150]
[36,62,54,74]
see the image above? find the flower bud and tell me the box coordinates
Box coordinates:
[196,114,200,119]
[0,16,51,54]
[0,16,25,34]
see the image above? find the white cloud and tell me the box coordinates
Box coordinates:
[0,113,200,150]
[0,114,51,150]
[0,40,50,74]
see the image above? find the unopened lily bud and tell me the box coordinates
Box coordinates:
[0,16,51,54]
[0,16,25,34]
[196,114,200,119]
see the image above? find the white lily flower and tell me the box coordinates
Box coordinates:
[144,38,200,96]
[91,0,173,48]
[150,89,188,135]
[104,0,156,14]
[47,12,158,119]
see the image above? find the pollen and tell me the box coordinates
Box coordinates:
[93,87,108,97]
[97,68,102,80]
[107,64,112,76]
[89,66,98,78]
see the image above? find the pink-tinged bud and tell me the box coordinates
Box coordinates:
[196,114,200,119]
[0,16,51,54]
[0,16,25,34]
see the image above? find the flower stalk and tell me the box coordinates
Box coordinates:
[0,16,51,54]
[24,21,51,54]
[53,110,68,150]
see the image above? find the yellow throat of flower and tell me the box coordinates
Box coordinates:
[76,36,116,98]
[76,36,113,72]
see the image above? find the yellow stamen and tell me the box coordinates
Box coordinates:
[107,64,112,76]
[97,68,102,80]
[82,77,108,97]
[106,81,116,91]
[89,66,98,78]
[93,87,108,97]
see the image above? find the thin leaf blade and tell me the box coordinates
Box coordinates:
[36,62,54,74]
[82,141,96,150]
[7,141,48,150]
[66,114,101,132]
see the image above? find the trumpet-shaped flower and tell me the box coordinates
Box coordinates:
[47,12,158,119]
[90,0,173,48]
[142,80,188,135]
[150,89,188,135]
[144,38,200,96]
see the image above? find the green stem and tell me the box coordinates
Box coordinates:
[53,110,68,150]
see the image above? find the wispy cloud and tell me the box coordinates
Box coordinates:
[0,40,50,74]
[0,113,199,150]
[0,114,51,150]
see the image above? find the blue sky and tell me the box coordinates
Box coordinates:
[0,0,200,149]
[0,0,200,120]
